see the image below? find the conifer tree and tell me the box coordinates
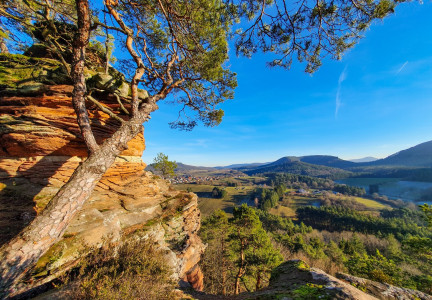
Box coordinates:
[229,204,282,294]
[153,153,177,177]
[200,210,232,295]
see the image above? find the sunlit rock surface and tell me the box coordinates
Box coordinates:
[0,54,205,293]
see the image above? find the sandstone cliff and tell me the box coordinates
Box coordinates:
[0,54,205,293]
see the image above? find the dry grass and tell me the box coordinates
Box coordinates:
[350,196,389,209]
[66,239,177,300]
[174,184,256,217]
[269,205,296,218]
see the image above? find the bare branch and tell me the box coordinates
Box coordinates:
[71,0,99,153]
[86,95,125,123]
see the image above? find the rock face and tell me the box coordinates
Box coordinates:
[212,260,430,300]
[0,54,205,293]
[187,259,431,300]
[0,84,144,157]
[241,260,378,300]
[337,273,432,300]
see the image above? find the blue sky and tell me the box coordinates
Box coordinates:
[141,1,432,167]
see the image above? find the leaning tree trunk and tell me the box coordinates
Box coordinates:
[0,0,157,297]
[0,116,148,298]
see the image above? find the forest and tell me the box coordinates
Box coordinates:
[200,203,432,295]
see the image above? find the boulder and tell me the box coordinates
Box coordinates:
[337,272,432,300]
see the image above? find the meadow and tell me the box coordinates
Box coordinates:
[174,183,390,218]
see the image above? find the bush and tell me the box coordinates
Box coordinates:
[68,239,177,300]
[212,187,227,199]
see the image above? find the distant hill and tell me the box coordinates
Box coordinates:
[243,155,356,170]
[146,162,216,173]
[242,159,351,178]
[146,162,246,177]
[174,162,216,172]
[348,157,379,163]
[149,140,432,179]
[299,155,357,169]
[365,140,432,167]
[215,162,269,169]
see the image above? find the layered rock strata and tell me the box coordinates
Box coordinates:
[0,55,204,292]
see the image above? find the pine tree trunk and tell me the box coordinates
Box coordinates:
[0,0,158,296]
[234,273,241,295]
[71,0,99,153]
[255,271,261,291]
[221,236,227,296]
[234,240,245,295]
[0,117,146,298]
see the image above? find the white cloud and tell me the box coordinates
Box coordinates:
[184,139,209,148]
[335,67,347,118]
[395,61,409,75]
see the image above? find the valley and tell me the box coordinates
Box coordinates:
[166,141,432,296]
[167,139,432,204]
[174,179,390,218]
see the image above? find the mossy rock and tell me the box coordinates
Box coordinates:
[0,53,148,99]
[270,260,311,285]
[87,70,148,99]
[292,283,331,299]
[0,53,71,93]
[24,43,52,58]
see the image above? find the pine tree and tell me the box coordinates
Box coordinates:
[200,210,232,295]
[229,205,282,294]
[153,153,177,177]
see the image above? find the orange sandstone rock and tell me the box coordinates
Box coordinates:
[0,84,205,292]
[0,85,144,157]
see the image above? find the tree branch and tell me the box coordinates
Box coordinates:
[71,0,99,153]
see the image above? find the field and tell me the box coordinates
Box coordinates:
[349,196,389,209]
[174,183,392,219]
[174,184,256,216]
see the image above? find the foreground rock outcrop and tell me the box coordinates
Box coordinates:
[239,260,378,299]
[0,54,205,295]
[337,272,432,300]
[189,260,431,300]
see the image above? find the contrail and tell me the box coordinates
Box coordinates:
[335,66,347,118]
[396,61,408,75]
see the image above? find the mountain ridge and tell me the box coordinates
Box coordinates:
[189,140,432,170]
[168,140,432,180]
[365,140,432,167]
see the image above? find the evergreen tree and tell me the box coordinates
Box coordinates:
[325,240,347,265]
[200,210,232,295]
[229,205,282,294]
[153,153,177,177]
[420,204,432,227]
